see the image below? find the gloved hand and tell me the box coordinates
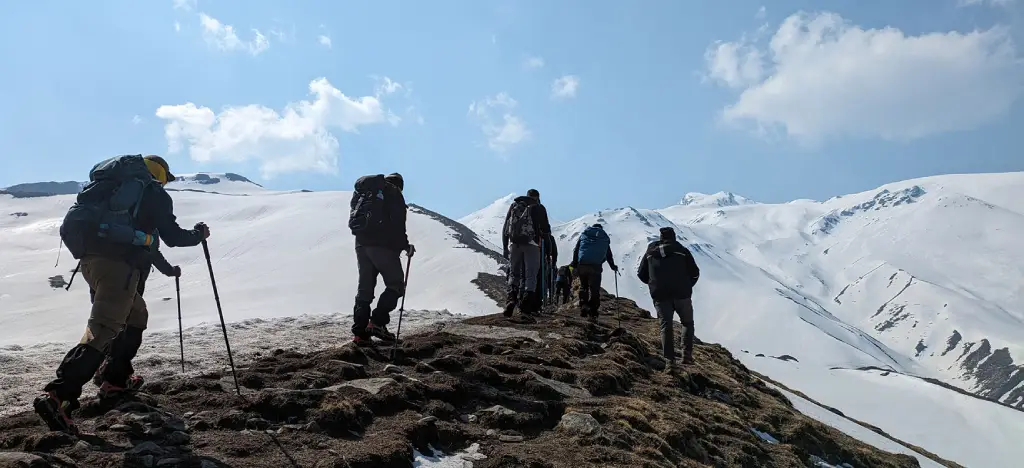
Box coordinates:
[169,266,182,278]
[195,222,211,239]
[610,264,619,272]
[406,244,416,257]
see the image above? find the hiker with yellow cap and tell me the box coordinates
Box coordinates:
[35,154,211,434]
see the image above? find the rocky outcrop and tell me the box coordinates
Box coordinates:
[0,292,934,467]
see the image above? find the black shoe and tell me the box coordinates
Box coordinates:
[503,303,516,317]
[92,357,109,387]
[367,323,396,342]
[34,392,77,434]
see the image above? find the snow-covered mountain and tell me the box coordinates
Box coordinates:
[464,172,1024,468]
[167,172,272,195]
[457,192,515,249]
[678,191,757,208]
[0,181,84,198]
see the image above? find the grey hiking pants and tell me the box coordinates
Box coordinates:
[507,243,541,292]
[352,245,405,336]
[654,298,694,361]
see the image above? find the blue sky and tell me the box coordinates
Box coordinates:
[1,0,1023,221]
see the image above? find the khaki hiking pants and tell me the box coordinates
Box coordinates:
[79,256,149,353]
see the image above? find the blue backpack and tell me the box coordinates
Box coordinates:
[576,225,610,265]
[59,155,157,260]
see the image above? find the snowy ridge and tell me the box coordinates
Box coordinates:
[166,172,271,195]
[678,191,757,208]
[456,192,516,249]
[465,171,1024,468]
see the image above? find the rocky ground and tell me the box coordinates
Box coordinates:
[1,284,935,468]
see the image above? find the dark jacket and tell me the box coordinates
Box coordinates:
[543,233,557,264]
[88,183,205,265]
[137,247,176,296]
[637,239,700,301]
[501,196,552,253]
[352,177,410,252]
[571,232,617,271]
[556,265,573,284]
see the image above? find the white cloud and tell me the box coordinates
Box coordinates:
[704,11,1024,144]
[132,115,143,125]
[705,40,764,88]
[373,76,403,97]
[199,13,269,56]
[551,75,580,100]
[524,56,545,69]
[468,93,530,152]
[154,78,397,178]
[318,35,332,49]
[174,21,181,33]
[172,0,195,11]
[756,6,767,19]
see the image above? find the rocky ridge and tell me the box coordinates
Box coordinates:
[0,286,947,467]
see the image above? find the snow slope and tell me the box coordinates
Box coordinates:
[0,187,503,349]
[462,171,1024,468]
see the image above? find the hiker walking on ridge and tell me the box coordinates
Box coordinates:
[502,189,552,317]
[571,223,618,320]
[37,155,210,433]
[637,227,700,365]
[554,264,574,305]
[348,173,415,346]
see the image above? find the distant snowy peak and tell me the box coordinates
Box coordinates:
[456,192,517,249]
[0,181,84,198]
[679,191,757,208]
[167,173,266,195]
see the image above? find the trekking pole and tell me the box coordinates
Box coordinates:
[614,270,619,298]
[201,239,240,396]
[176,276,185,373]
[65,261,80,291]
[391,254,414,361]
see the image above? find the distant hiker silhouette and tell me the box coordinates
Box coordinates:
[571,223,618,320]
[502,189,552,318]
[348,173,415,346]
[38,155,210,433]
[637,227,700,366]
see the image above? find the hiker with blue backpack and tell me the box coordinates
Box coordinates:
[502,189,552,318]
[38,155,210,433]
[571,223,618,320]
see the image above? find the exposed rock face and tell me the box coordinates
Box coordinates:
[0,291,936,467]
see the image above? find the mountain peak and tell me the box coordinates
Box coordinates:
[679,191,756,207]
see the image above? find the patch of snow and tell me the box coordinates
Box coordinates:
[414,443,487,467]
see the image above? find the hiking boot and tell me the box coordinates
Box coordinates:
[367,323,396,342]
[97,375,144,400]
[92,357,109,387]
[503,302,516,317]
[33,392,77,434]
[352,335,375,347]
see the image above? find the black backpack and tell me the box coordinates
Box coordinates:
[504,198,537,245]
[59,155,157,260]
[349,174,389,235]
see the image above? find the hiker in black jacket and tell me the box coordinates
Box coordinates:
[637,227,700,365]
[502,189,551,317]
[350,173,415,345]
[37,155,209,434]
[554,265,573,305]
